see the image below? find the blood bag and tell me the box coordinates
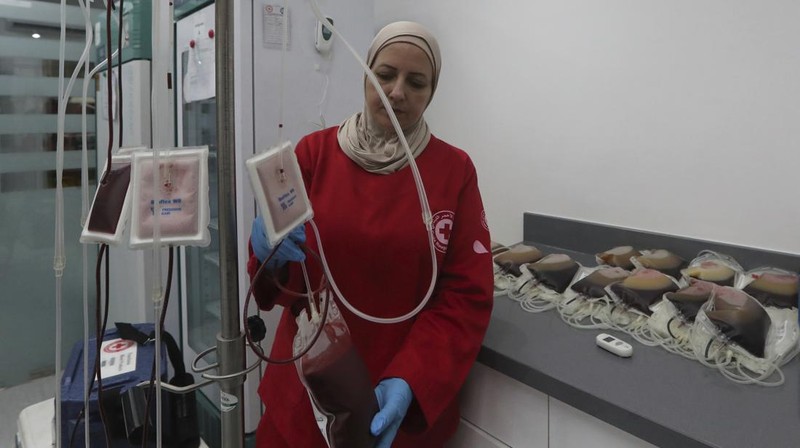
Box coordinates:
[682,250,743,287]
[246,141,314,246]
[295,297,378,448]
[741,268,799,309]
[80,154,133,245]
[596,246,640,270]
[607,269,680,316]
[698,286,772,359]
[129,147,210,248]
[632,249,686,279]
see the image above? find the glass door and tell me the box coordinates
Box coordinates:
[176,1,223,428]
[0,1,97,388]
[181,87,221,362]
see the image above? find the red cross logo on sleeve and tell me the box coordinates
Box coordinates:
[437,221,452,242]
[431,210,455,253]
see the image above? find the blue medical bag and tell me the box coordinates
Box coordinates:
[59,323,172,447]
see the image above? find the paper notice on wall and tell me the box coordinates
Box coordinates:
[262,3,291,50]
[99,338,138,379]
[183,35,216,103]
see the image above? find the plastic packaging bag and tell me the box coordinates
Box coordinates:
[737,268,800,373]
[493,244,544,297]
[571,266,630,299]
[516,254,581,312]
[529,254,581,294]
[663,280,716,323]
[596,245,641,270]
[631,249,685,279]
[606,269,680,317]
[701,286,770,355]
[681,250,743,287]
[80,153,133,245]
[647,280,716,358]
[740,267,799,309]
[556,266,630,329]
[689,286,791,385]
[294,296,378,448]
[490,241,509,255]
[604,269,680,345]
[128,147,210,248]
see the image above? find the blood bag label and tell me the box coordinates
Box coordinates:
[100,338,137,379]
[277,188,298,211]
[150,198,185,216]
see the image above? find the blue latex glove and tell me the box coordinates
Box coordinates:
[371,378,413,448]
[250,216,306,268]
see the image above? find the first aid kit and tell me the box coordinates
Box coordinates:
[59,323,199,447]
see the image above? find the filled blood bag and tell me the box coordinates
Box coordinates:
[295,298,378,448]
[80,154,133,245]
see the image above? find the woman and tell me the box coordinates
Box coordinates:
[248,21,493,447]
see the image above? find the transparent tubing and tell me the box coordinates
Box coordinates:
[150,102,165,448]
[301,262,319,320]
[716,350,785,387]
[54,2,67,445]
[717,351,785,387]
[308,0,437,324]
[151,9,165,445]
[76,0,93,445]
[276,0,288,144]
[150,150,164,448]
[79,46,118,448]
[55,0,96,443]
[78,0,93,227]
[317,73,330,129]
[87,49,119,79]
[272,0,289,177]
[71,2,119,446]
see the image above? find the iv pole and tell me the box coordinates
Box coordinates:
[146,2,254,447]
[214,0,246,446]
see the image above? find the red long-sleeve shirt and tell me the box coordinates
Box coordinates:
[248,127,493,447]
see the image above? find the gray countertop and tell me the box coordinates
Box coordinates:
[478,242,799,448]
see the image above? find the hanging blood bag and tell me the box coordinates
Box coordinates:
[129,146,211,248]
[80,153,133,245]
[246,141,314,246]
[294,297,378,448]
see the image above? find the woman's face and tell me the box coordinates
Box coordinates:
[366,42,434,133]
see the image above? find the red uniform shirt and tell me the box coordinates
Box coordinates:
[248,127,493,447]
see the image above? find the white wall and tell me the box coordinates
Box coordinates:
[375,1,800,255]
[253,0,375,150]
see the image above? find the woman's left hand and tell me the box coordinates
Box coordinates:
[371,377,413,448]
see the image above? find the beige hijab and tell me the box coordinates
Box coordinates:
[338,21,442,174]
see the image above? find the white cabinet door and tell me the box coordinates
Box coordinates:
[549,398,657,448]
[459,363,548,448]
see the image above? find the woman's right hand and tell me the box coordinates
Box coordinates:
[250,216,306,269]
